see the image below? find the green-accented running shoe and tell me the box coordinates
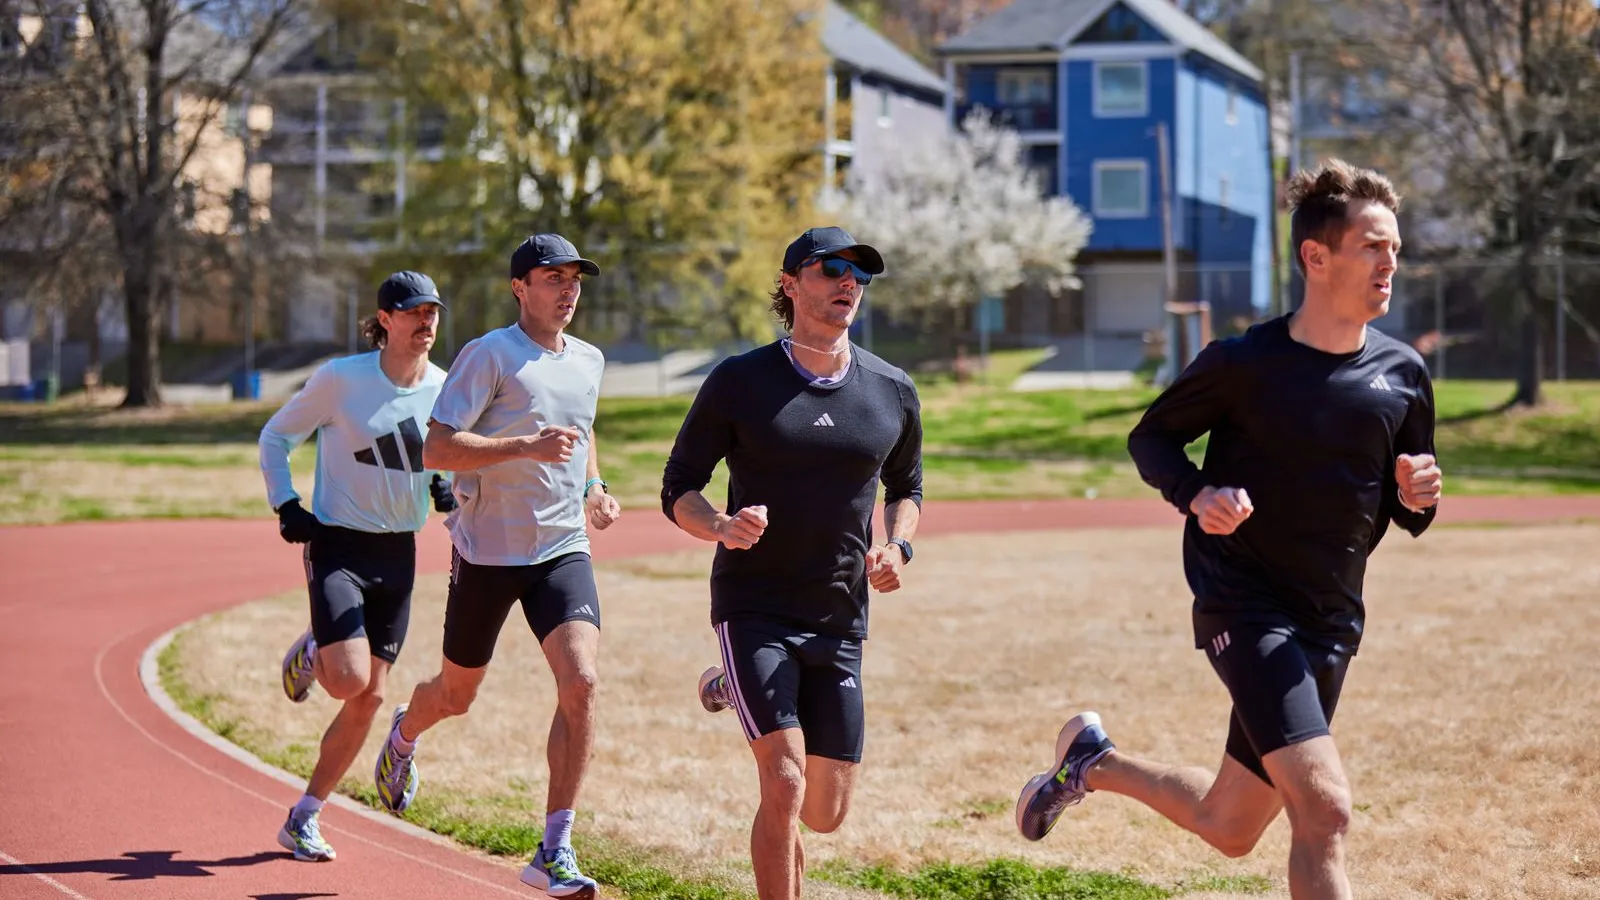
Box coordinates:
[276,807,336,862]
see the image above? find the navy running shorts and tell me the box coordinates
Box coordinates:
[715,615,866,763]
[1205,624,1351,785]
[304,526,415,664]
[442,549,601,668]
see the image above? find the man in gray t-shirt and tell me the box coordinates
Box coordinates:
[371,233,622,899]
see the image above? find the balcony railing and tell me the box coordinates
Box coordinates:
[956,101,1057,132]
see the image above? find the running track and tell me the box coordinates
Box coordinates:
[3,496,1597,900]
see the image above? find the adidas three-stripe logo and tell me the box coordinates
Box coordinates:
[577,604,595,617]
[812,413,836,427]
[1370,374,1393,391]
[839,676,857,688]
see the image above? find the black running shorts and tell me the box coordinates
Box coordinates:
[1205,624,1351,785]
[442,549,601,668]
[304,526,415,664]
[715,615,865,763]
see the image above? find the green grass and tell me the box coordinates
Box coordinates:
[2,376,1597,526]
[813,860,1272,899]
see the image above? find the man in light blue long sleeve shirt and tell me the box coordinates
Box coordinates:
[256,270,452,863]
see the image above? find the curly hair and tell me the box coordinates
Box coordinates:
[769,273,795,331]
[360,314,387,349]
[1285,158,1402,276]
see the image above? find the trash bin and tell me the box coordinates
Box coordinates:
[31,374,59,403]
[231,369,261,401]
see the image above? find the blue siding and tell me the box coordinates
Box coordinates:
[1177,55,1273,314]
[1062,57,1176,253]
[1074,2,1167,44]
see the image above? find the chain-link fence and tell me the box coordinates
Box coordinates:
[1389,256,1600,382]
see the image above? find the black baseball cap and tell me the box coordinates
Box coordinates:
[782,226,884,275]
[377,271,446,311]
[510,233,601,280]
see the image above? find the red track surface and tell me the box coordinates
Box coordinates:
[3,496,1597,899]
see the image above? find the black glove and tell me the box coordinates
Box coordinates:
[430,474,458,513]
[275,499,320,544]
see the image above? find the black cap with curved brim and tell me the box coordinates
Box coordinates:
[377,270,447,311]
[782,226,885,276]
[510,233,602,280]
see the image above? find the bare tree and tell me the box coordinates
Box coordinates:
[1370,0,1600,405]
[0,0,298,406]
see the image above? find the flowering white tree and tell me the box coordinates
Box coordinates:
[841,110,1093,327]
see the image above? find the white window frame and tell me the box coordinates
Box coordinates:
[1093,159,1148,218]
[1093,60,1148,118]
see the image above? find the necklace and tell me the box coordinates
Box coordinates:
[784,337,849,356]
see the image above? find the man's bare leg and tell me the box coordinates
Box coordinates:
[1088,750,1282,858]
[1261,736,1352,900]
[306,653,389,801]
[749,728,808,900]
[541,620,601,814]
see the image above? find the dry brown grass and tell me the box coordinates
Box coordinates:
[174,524,1600,899]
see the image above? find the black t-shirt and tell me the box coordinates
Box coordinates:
[660,342,923,639]
[1127,315,1437,654]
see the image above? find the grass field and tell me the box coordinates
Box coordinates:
[3,363,1599,524]
[162,524,1600,900]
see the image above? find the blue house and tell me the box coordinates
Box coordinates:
[937,0,1273,343]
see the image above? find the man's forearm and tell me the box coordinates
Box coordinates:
[587,431,601,483]
[423,428,528,472]
[884,498,920,543]
[670,491,727,543]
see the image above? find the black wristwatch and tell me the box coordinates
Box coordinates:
[889,537,913,564]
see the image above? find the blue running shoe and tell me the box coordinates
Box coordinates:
[520,845,599,898]
[281,629,317,703]
[698,666,733,713]
[1016,712,1116,841]
[276,807,336,862]
[373,704,420,813]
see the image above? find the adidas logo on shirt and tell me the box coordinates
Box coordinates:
[839,676,857,688]
[1369,374,1392,391]
[577,604,595,618]
[812,413,836,427]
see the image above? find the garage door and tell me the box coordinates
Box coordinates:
[1087,264,1166,335]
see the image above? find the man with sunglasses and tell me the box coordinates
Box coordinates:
[660,226,924,900]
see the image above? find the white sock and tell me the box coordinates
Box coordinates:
[390,725,416,755]
[543,809,575,851]
[292,794,323,818]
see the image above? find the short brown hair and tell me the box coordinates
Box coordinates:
[1285,159,1402,276]
[360,314,387,349]
[769,273,794,331]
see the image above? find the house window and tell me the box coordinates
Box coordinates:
[1218,175,1231,228]
[878,88,892,126]
[1094,61,1147,117]
[1225,84,1238,125]
[1094,160,1147,217]
[998,69,1052,106]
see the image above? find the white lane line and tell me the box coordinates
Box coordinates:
[90,626,528,898]
[0,848,95,900]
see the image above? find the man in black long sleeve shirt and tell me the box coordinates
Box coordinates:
[1014,160,1443,900]
[661,227,922,900]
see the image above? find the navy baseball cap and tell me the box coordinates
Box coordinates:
[782,226,884,275]
[377,271,446,311]
[510,233,601,280]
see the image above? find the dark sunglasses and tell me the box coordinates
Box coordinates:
[804,255,873,285]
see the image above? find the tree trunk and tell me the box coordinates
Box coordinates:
[120,260,163,408]
[1510,247,1543,407]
